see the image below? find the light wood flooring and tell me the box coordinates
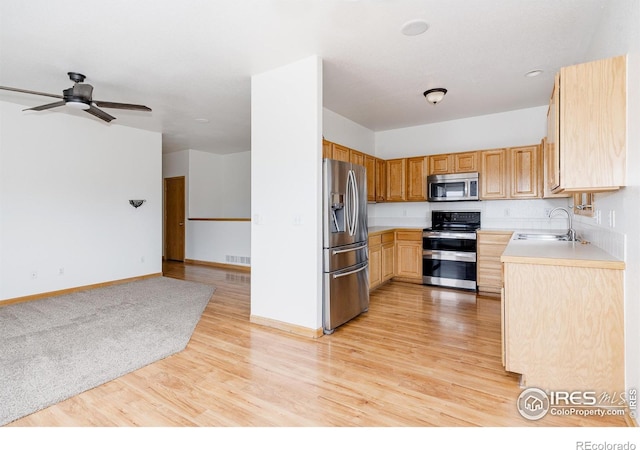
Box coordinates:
[7,261,627,427]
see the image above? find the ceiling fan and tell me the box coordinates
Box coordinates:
[0,72,151,123]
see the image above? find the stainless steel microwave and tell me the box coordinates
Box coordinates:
[427,172,479,202]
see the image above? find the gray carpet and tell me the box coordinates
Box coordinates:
[0,276,215,426]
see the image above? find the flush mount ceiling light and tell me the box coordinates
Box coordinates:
[423,88,447,105]
[525,70,543,78]
[401,19,429,36]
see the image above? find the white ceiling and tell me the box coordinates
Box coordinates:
[0,0,607,155]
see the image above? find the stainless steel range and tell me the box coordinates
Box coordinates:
[422,210,481,290]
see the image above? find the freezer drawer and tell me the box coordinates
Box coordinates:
[323,241,368,273]
[323,261,369,334]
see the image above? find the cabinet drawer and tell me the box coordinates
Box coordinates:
[395,230,422,241]
[477,232,513,245]
[369,235,382,246]
[381,232,395,244]
[478,245,509,258]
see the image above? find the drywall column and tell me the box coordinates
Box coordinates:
[250,56,323,335]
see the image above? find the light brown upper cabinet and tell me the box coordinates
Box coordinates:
[480,145,543,200]
[406,156,428,201]
[551,55,626,192]
[428,154,453,175]
[321,139,387,203]
[386,157,427,202]
[322,139,332,159]
[428,151,478,175]
[350,148,364,166]
[364,154,376,203]
[386,158,407,202]
[331,143,351,163]
[375,158,387,203]
[546,77,561,193]
[542,136,570,198]
[480,148,508,199]
[510,145,540,198]
[454,151,478,173]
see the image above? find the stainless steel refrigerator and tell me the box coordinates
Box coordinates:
[322,158,369,334]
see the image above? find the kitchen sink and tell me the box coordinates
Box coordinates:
[514,233,574,241]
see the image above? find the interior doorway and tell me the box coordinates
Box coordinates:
[164,176,185,261]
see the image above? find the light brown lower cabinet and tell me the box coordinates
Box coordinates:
[502,261,624,395]
[476,230,513,294]
[381,234,395,282]
[368,231,395,290]
[394,230,423,283]
[368,234,383,289]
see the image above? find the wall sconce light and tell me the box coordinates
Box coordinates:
[423,88,448,105]
[129,200,146,208]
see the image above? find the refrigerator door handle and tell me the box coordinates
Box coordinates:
[345,172,352,236]
[347,169,357,236]
[332,263,368,279]
[332,243,367,255]
[351,169,359,236]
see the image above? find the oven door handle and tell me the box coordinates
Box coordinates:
[423,231,477,240]
[423,250,476,262]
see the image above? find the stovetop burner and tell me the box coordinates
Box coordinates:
[425,210,481,232]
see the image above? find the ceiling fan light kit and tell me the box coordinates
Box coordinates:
[423,88,447,105]
[0,72,151,123]
[65,100,90,110]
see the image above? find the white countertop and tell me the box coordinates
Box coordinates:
[368,226,424,234]
[501,234,624,270]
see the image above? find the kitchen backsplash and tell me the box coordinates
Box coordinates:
[368,198,571,230]
[573,215,626,260]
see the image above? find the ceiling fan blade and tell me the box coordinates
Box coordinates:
[24,101,66,111]
[0,86,63,99]
[85,105,116,122]
[93,100,151,111]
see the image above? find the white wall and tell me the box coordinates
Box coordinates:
[323,108,375,155]
[188,149,251,218]
[251,55,323,330]
[162,149,251,266]
[375,106,548,158]
[573,0,640,401]
[0,100,162,301]
[369,105,563,227]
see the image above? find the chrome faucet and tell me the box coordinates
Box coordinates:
[549,207,577,241]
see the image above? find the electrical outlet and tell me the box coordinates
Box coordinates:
[58,267,64,275]
[544,208,551,217]
[504,208,510,217]
[140,256,145,263]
